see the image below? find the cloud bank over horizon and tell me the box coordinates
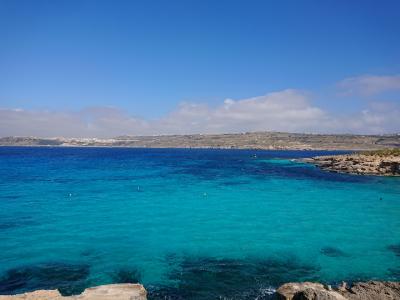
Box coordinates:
[338,74,400,96]
[1,76,400,138]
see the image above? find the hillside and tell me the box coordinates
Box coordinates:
[1,132,399,150]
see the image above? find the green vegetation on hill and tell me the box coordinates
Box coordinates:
[0,133,400,150]
[361,148,400,156]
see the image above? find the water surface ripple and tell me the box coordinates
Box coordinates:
[0,147,399,299]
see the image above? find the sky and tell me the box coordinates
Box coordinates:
[0,0,400,137]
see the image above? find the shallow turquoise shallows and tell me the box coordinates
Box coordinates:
[0,147,399,299]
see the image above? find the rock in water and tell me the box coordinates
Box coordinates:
[275,282,346,300]
[343,281,400,300]
[1,281,400,299]
[308,152,400,176]
[275,281,400,300]
[0,284,147,300]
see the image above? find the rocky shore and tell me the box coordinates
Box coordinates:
[276,281,400,300]
[0,284,147,300]
[305,150,400,176]
[1,281,400,300]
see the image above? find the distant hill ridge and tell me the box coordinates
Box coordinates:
[0,132,399,150]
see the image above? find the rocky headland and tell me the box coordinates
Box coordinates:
[305,149,400,176]
[1,281,400,300]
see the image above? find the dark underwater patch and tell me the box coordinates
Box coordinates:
[252,162,373,184]
[320,246,348,258]
[169,158,257,181]
[0,216,37,231]
[0,222,18,230]
[0,195,21,201]
[388,266,400,280]
[171,165,221,181]
[80,249,94,257]
[147,285,186,300]
[148,255,320,300]
[0,262,90,296]
[387,244,400,257]
[221,180,250,186]
[168,155,373,185]
[79,248,103,259]
[110,268,141,284]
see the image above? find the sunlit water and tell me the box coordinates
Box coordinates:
[0,147,399,299]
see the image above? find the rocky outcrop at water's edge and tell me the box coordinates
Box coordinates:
[304,152,400,176]
[0,284,147,300]
[275,281,400,300]
[1,281,400,299]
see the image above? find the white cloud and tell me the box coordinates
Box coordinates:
[338,74,400,96]
[0,89,399,137]
[0,106,149,138]
[154,89,329,134]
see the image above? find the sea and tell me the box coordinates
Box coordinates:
[0,147,399,299]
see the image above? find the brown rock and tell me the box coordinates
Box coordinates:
[340,281,400,300]
[0,284,147,300]
[275,282,346,300]
[275,281,400,300]
[0,290,63,300]
[296,288,346,300]
[310,153,400,176]
[337,282,347,292]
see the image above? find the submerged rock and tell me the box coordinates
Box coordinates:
[275,281,400,300]
[0,283,147,300]
[0,262,90,296]
[110,268,141,284]
[155,255,320,299]
[320,247,348,258]
[387,244,400,257]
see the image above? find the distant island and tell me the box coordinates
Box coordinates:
[0,132,399,150]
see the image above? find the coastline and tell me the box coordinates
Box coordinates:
[0,284,147,300]
[2,281,400,300]
[1,132,399,151]
[0,144,355,151]
[304,151,400,176]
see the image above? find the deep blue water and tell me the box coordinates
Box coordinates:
[0,147,399,299]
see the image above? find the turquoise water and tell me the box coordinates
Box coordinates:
[0,147,399,299]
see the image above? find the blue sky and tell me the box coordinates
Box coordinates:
[0,0,399,137]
